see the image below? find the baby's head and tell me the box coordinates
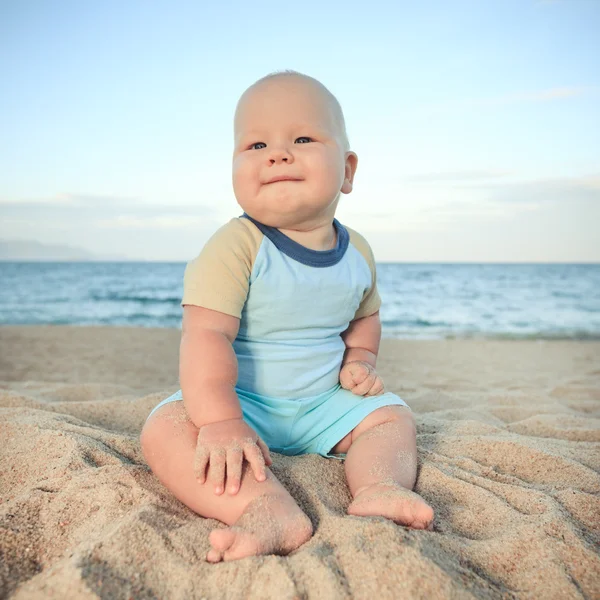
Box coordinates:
[232,70,358,230]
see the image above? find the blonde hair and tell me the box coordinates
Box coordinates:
[242,69,351,152]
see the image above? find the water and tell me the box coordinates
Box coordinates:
[1,262,599,339]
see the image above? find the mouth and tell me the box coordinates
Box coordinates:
[264,176,303,184]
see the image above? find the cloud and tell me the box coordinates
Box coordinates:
[343,211,395,219]
[579,176,600,190]
[0,193,224,260]
[98,215,211,229]
[0,193,215,226]
[403,170,512,183]
[340,174,599,235]
[450,175,600,204]
[420,199,540,215]
[404,172,600,204]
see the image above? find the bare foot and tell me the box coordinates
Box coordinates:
[347,482,435,530]
[206,494,313,563]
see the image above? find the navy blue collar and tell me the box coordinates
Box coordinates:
[240,213,349,267]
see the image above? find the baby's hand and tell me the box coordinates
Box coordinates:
[339,360,385,397]
[194,417,273,496]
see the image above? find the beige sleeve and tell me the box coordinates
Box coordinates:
[181,218,263,318]
[346,226,382,320]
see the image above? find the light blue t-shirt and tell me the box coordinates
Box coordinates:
[181,214,381,400]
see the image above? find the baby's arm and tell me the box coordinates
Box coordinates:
[179,305,243,427]
[179,305,272,494]
[341,310,381,368]
[340,311,385,396]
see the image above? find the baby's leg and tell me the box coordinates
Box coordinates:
[140,401,312,562]
[338,405,434,530]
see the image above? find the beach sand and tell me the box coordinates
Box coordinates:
[1,325,599,599]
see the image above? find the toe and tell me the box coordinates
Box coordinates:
[206,548,223,563]
[209,527,262,562]
[412,507,434,531]
[418,505,435,527]
[223,534,260,562]
[209,528,237,553]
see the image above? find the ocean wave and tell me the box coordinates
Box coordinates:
[89,292,181,304]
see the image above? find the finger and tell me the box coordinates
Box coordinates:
[244,444,267,482]
[193,446,210,483]
[366,377,385,396]
[226,447,244,495]
[362,375,383,396]
[374,377,386,395]
[339,367,356,390]
[208,449,226,495]
[349,363,370,384]
[352,372,378,396]
[256,438,273,465]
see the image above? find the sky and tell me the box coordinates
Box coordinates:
[1,0,599,262]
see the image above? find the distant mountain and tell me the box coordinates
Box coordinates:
[0,240,127,261]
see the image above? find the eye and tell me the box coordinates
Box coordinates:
[247,137,313,150]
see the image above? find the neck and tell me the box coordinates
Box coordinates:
[277,220,337,251]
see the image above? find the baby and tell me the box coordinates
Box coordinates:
[140,70,434,563]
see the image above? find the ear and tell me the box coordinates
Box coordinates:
[341,152,358,194]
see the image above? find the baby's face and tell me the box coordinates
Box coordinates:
[232,77,356,229]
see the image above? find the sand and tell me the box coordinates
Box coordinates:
[1,325,599,599]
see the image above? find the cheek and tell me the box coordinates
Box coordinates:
[232,157,259,195]
[312,153,345,191]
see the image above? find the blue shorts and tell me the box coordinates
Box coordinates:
[146,384,410,460]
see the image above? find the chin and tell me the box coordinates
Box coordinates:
[240,200,297,223]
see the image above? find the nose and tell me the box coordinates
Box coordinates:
[268,145,294,164]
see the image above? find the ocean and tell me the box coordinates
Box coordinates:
[1,261,599,340]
